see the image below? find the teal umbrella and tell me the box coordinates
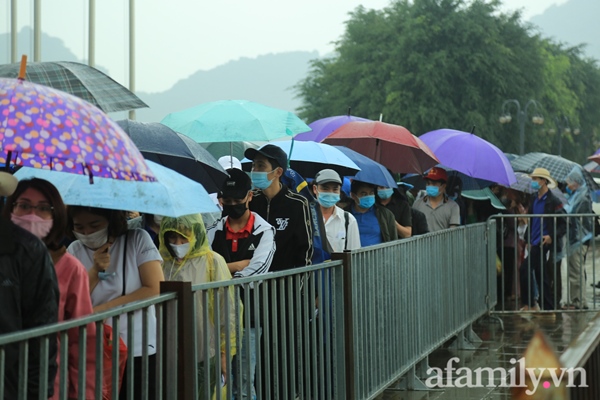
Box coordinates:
[462,187,506,210]
[161,99,311,143]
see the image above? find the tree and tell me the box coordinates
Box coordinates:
[296,0,600,164]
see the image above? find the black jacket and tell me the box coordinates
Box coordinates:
[249,184,314,271]
[0,217,59,399]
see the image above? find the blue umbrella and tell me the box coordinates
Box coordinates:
[241,141,360,179]
[333,146,397,188]
[14,160,219,217]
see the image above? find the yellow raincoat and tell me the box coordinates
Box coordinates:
[159,213,241,362]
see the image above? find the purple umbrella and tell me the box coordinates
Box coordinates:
[0,77,154,182]
[419,129,516,186]
[294,114,370,142]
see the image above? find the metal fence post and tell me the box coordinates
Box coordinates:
[160,281,194,400]
[332,251,352,400]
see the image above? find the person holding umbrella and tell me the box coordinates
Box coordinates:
[563,167,593,309]
[67,206,164,399]
[412,167,461,232]
[376,182,412,239]
[313,169,361,251]
[243,144,314,399]
[346,180,398,245]
[0,172,59,399]
[4,178,97,399]
[519,168,566,311]
[207,168,276,400]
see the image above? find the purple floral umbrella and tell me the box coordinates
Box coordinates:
[294,114,371,142]
[0,77,155,182]
[419,128,516,186]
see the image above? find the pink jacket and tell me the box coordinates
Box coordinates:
[50,250,97,400]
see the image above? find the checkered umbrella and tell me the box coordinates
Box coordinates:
[510,152,599,191]
[0,61,147,113]
[508,172,536,194]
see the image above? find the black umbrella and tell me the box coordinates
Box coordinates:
[116,120,228,193]
[0,61,148,113]
[510,152,599,191]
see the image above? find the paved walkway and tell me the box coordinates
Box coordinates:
[379,240,600,400]
[378,311,598,400]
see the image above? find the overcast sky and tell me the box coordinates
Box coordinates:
[1,0,568,92]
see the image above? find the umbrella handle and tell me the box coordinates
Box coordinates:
[287,137,294,169]
[18,55,27,80]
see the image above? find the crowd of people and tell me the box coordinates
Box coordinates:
[0,141,597,399]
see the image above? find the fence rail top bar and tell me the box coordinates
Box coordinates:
[0,292,177,345]
[190,259,344,291]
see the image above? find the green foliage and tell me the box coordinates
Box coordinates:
[295,0,600,165]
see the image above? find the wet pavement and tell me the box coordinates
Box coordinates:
[378,311,598,400]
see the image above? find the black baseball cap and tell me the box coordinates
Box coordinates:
[218,168,252,199]
[244,144,288,171]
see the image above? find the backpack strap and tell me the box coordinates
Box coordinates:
[121,231,129,296]
[344,211,350,251]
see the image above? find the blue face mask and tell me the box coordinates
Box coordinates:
[358,194,376,209]
[426,185,440,197]
[317,192,340,208]
[377,188,394,200]
[251,170,275,190]
[565,186,573,195]
[531,180,541,191]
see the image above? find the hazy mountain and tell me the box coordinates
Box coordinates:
[0,27,110,74]
[530,0,599,61]
[135,51,318,122]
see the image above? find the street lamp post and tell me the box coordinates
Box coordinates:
[552,116,580,157]
[499,99,544,155]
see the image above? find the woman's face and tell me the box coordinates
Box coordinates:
[13,188,53,220]
[72,211,109,235]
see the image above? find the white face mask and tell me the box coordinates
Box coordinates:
[170,242,190,259]
[73,227,109,250]
[11,213,53,239]
[154,215,164,225]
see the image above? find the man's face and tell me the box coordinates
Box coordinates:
[532,176,547,189]
[425,179,446,195]
[351,185,375,203]
[220,191,252,207]
[314,182,341,195]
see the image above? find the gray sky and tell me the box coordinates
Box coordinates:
[1,0,567,92]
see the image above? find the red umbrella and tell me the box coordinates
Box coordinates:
[322,121,439,173]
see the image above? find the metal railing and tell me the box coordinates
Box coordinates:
[0,292,178,400]
[0,223,500,400]
[560,313,600,399]
[337,222,496,400]
[489,213,598,312]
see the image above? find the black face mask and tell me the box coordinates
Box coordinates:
[222,203,248,220]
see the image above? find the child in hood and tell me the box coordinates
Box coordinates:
[159,213,241,399]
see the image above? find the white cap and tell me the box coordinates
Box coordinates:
[0,172,17,197]
[218,156,242,170]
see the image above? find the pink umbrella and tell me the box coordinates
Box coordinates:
[0,74,154,182]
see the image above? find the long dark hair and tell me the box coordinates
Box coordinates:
[67,206,128,239]
[3,178,67,251]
